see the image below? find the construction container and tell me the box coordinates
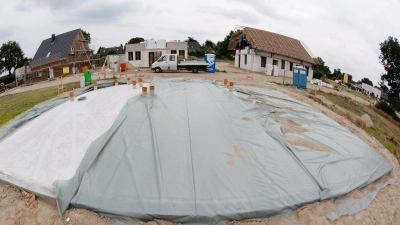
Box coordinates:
[293,67,307,89]
[82,66,89,73]
[80,76,85,88]
[145,39,156,49]
[204,54,216,73]
[84,70,92,82]
[120,63,126,72]
[157,39,166,48]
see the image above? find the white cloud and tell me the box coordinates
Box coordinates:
[1,0,399,85]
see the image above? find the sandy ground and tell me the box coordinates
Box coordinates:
[0,62,399,225]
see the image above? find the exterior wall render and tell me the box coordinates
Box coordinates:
[234,50,314,81]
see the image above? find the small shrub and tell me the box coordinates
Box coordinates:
[376,101,400,122]
[355,118,366,129]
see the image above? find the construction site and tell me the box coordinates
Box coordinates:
[0,58,400,224]
[0,26,400,224]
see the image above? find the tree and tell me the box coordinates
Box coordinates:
[360,77,373,86]
[186,37,198,43]
[313,69,324,79]
[333,68,342,79]
[0,40,27,77]
[204,40,216,50]
[313,57,331,79]
[97,46,103,55]
[127,37,144,44]
[379,36,400,110]
[216,30,234,60]
[107,50,118,55]
[81,29,91,44]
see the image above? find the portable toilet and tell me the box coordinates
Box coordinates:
[293,66,307,88]
[343,73,348,83]
[204,54,216,73]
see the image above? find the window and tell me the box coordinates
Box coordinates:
[36,71,42,77]
[290,62,293,71]
[159,55,167,61]
[305,66,309,76]
[70,48,74,54]
[128,52,133,61]
[281,60,285,69]
[244,55,247,64]
[135,51,141,60]
[179,50,185,56]
[171,50,177,54]
[261,57,266,67]
[273,60,278,65]
[169,55,176,61]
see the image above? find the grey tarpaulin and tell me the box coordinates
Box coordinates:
[54,77,394,224]
[0,80,128,142]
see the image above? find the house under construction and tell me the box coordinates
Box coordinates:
[30,29,94,81]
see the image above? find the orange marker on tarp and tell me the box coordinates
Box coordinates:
[229,82,234,92]
[150,85,155,96]
[69,91,74,101]
[142,87,147,97]
[138,78,143,87]
[132,80,137,89]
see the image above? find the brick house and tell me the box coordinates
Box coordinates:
[228,27,319,81]
[31,29,92,81]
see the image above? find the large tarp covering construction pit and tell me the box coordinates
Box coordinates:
[0,77,394,224]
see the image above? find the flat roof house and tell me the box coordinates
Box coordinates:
[126,39,188,68]
[31,29,92,81]
[228,27,319,81]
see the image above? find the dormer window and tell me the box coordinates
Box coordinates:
[46,52,51,58]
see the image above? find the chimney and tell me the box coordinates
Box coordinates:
[51,34,56,43]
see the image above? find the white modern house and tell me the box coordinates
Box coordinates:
[126,39,188,68]
[228,27,319,81]
[362,83,381,99]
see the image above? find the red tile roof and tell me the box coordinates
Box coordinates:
[229,27,317,64]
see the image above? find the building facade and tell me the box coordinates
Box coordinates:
[125,40,188,68]
[229,27,318,81]
[31,29,92,81]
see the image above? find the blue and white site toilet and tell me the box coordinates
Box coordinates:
[204,54,216,73]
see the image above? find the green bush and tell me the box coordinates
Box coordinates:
[0,75,16,85]
[313,69,324,79]
[376,101,400,122]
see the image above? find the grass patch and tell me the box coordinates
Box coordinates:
[350,89,374,102]
[216,59,234,63]
[0,82,80,127]
[318,92,367,116]
[311,91,400,162]
[216,69,227,73]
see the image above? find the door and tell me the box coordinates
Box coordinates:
[168,55,177,70]
[48,68,54,79]
[149,52,155,65]
[158,55,169,70]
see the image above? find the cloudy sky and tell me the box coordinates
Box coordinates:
[1,0,399,84]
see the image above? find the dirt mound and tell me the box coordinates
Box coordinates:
[360,114,374,127]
